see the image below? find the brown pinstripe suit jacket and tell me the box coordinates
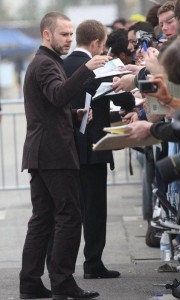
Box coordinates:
[22,46,95,171]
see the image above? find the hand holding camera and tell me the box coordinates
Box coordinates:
[138,80,158,93]
[135,30,156,50]
[138,74,173,105]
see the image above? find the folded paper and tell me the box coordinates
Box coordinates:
[93,132,160,151]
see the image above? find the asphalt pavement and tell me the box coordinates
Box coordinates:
[1,178,180,300]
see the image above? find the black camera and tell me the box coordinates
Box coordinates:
[138,80,158,93]
[135,30,155,50]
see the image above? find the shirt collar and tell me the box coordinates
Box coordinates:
[73,47,92,58]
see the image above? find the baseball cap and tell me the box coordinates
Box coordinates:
[129,14,146,22]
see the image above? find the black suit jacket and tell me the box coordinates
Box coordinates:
[63,50,114,166]
[22,46,95,171]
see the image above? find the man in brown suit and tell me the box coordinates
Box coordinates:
[20,12,110,300]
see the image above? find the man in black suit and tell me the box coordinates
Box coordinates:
[20,12,110,300]
[63,20,121,280]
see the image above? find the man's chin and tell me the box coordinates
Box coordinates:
[63,47,71,53]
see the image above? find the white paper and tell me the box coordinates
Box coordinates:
[79,93,91,134]
[93,58,131,78]
[135,98,144,106]
[110,101,121,111]
[95,70,131,79]
[92,82,113,100]
[92,82,125,100]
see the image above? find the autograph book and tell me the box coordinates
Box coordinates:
[94,58,131,79]
[93,125,160,151]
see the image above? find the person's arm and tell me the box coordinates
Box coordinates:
[137,108,148,120]
[150,122,180,142]
[36,55,110,107]
[112,66,149,92]
[122,108,147,124]
[112,74,136,92]
[127,120,152,140]
[127,120,180,142]
[143,47,164,75]
[123,64,144,75]
[145,74,180,109]
[133,67,150,88]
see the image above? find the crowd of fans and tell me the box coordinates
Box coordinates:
[103,0,180,257]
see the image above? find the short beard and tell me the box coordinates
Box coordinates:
[51,43,62,56]
[50,34,63,55]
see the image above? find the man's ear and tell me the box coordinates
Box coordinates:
[91,39,99,49]
[43,29,51,41]
[88,39,99,54]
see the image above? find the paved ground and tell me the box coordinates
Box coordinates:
[1,182,180,300]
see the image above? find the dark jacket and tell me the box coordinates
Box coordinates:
[63,50,114,166]
[150,121,180,142]
[22,46,95,171]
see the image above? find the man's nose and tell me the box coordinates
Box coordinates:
[67,35,73,42]
[162,23,168,31]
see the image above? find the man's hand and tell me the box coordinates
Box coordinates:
[77,108,93,123]
[123,64,144,75]
[145,74,172,104]
[112,74,136,92]
[85,55,111,71]
[128,120,152,140]
[122,111,139,124]
[143,47,164,75]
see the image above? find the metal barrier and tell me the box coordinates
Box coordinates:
[0,100,142,191]
[0,99,30,191]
